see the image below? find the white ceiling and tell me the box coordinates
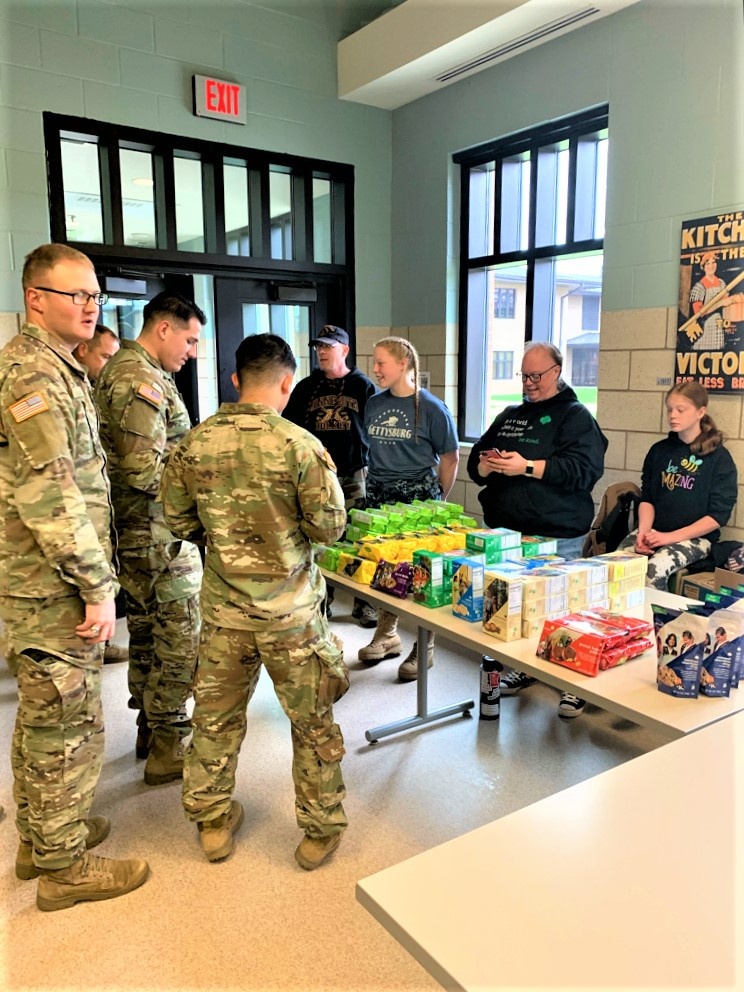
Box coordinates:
[338,0,643,110]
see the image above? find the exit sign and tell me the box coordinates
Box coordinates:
[193,75,246,124]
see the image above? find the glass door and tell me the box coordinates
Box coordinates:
[214,276,335,404]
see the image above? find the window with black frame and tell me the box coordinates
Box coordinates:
[455,106,608,441]
[43,113,353,274]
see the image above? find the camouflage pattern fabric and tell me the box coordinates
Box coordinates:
[0,324,116,607]
[95,339,193,549]
[118,542,202,732]
[338,467,367,512]
[95,339,201,732]
[618,530,712,590]
[0,324,116,868]
[160,401,347,631]
[183,614,348,837]
[160,401,347,833]
[366,475,443,509]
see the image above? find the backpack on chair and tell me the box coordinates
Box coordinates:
[582,481,642,558]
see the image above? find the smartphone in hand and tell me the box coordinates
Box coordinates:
[479,448,502,459]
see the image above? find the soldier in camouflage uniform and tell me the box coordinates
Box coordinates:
[72,323,129,666]
[95,292,204,786]
[0,243,148,910]
[160,333,348,870]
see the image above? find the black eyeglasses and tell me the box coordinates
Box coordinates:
[34,287,109,307]
[516,364,559,384]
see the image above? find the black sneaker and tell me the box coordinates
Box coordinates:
[500,671,538,695]
[352,601,377,628]
[557,692,586,718]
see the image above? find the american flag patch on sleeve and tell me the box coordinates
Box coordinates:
[9,391,50,423]
[136,382,164,406]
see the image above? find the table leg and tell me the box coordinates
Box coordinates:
[365,623,475,743]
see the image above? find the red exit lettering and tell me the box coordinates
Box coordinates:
[205,79,240,117]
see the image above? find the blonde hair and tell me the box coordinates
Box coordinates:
[665,381,722,455]
[374,336,421,443]
[22,243,94,289]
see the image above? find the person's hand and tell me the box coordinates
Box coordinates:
[634,530,654,554]
[477,450,505,477]
[76,598,117,644]
[641,529,673,551]
[489,450,526,477]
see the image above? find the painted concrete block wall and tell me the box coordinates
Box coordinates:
[0,0,393,324]
[388,0,744,542]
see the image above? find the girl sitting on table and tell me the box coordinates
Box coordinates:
[618,382,737,590]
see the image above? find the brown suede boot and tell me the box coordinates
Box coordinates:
[357,610,402,663]
[197,801,244,863]
[294,833,341,870]
[397,635,435,682]
[36,852,149,912]
[17,815,111,881]
[143,730,190,786]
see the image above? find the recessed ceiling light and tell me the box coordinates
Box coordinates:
[132,177,154,187]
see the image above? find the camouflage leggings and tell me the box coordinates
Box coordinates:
[618,530,712,591]
[183,612,348,839]
[366,475,443,509]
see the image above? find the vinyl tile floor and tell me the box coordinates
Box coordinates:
[0,589,669,992]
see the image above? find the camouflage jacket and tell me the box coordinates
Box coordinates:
[0,323,116,603]
[159,402,346,630]
[95,339,191,549]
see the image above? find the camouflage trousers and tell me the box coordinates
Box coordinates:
[118,541,202,735]
[619,531,712,591]
[1,595,104,870]
[183,612,349,839]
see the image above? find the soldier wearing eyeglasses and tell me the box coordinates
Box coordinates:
[467,341,608,720]
[0,243,149,910]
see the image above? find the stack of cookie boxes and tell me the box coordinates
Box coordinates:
[482,550,648,643]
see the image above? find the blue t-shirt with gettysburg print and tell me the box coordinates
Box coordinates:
[365,389,458,485]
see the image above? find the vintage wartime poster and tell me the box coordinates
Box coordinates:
[676,211,744,392]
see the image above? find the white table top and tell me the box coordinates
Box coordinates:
[326,569,744,738]
[357,709,744,992]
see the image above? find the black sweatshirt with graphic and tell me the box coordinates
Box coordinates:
[283,367,377,477]
[640,433,737,541]
[467,386,608,538]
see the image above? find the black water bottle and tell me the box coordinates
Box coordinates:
[480,655,503,720]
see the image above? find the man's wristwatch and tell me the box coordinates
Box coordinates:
[525,460,535,476]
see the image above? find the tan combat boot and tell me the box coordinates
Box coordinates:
[357,610,402,663]
[143,729,190,786]
[397,634,435,682]
[197,800,244,863]
[295,832,341,870]
[16,815,111,881]
[36,852,149,912]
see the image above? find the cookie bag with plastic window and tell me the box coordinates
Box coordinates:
[652,604,707,698]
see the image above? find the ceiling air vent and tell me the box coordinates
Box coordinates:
[435,6,601,83]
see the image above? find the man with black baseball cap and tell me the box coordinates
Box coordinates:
[310,325,349,348]
[284,325,377,627]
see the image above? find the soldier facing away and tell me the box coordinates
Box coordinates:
[95,292,204,785]
[160,333,349,869]
[0,243,148,911]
